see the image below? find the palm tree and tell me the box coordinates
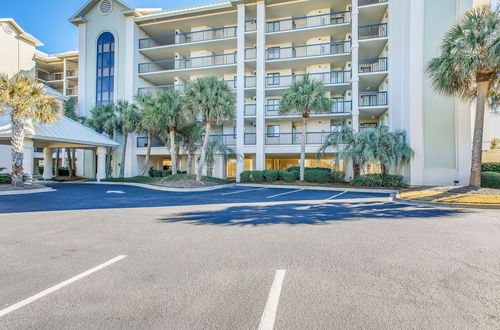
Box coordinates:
[87,103,116,177]
[427,5,499,187]
[134,92,155,176]
[0,73,63,186]
[205,136,238,177]
[280,75,331,181]
[182,76,236,181]
[178,122,204,175]
[114,100,141,178]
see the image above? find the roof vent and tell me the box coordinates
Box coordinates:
[99,0,113,16]
[2,23,14,35]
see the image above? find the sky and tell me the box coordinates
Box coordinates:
[0,0,214,54]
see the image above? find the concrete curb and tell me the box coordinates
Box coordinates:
[236,183,399,194]
[49,181,237,193]
[0,187,55,196]
[392,195,500,210]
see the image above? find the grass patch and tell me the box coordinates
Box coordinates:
[101,176,158,184]
[434,194,500,204]
[161,174,234,185]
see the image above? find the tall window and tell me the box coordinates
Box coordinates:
[96,32,115,104]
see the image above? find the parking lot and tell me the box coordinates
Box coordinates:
[0,184,499,329]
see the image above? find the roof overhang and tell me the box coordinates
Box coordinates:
[0,18,43,46]
[69,0,133,25]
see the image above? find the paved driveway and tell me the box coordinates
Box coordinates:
[0,184,499,329]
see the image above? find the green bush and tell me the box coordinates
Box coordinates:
[0,173,28,184]
[352,174,405,187]
[287,166,331,173]
[239,170,264,183]
[481,171,500,189]
[149,169,163,178]
[161,170,172,177]
[329,171,345,183]
[277,170,288,180]
[264,170,280,183]
[282,171,296,183]
[304,170,330,183]
[482,163,500,174]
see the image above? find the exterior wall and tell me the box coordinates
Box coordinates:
[0,23,37,77]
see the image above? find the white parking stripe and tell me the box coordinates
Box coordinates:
[326,191,347,200]
[266,189,303,199]
[258,270,286,330]
[0,255,127,317]
[221,187,268,195]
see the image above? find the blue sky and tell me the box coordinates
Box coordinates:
[0,0,213,54]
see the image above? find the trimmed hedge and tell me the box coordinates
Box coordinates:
[329,171,345,183]
[482,163,500,174]
[148,169,172,178]
[287,166,331,173]
[352,174,405,187]
[304,170,330,183]
[282,171,296,183]
[264,170,280,183]
[240,170,264,183]
[481,171,500,189]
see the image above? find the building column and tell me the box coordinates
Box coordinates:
[22,140,34,180]
[63,58,68,96]
[96,147,107,181]
[255,0,266,170]
[351,3,360,132]
[43,148,53,180]
[236,4,246,182]
[77,22,87,116]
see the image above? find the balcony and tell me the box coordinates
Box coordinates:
[265,70,351,89]
[139,26,237,49]
[66,69,78,78]
[244,104,256,116]
[137,137,163,148]
[359,57,388,73]
[266,10,351,34]
[209,134,236,146]
[266,40,351,61]
[245,75,256,88]
[245,47,257,60]
[359,23,388,40]
[138,52,237,74]
[66,88,78,96]
[244,133,256,145]
[37,72,63,82]
[359,91,388,107]
[265,132,330,145]
[359,0,388,6]
[265,100,352,117]
[245,19,257,32]
[138,79,236,95]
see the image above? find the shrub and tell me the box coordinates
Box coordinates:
[329,171,345,183]
[290,170,300,180]
[56,168,70,177]
[277,170,288,181]
[482,163,500,174]
[240,171,252,183]
[0,173,28,184]
[161,170,172,177]
[287,166,331,173]
[149,169,163,178]
[481,171,500,189]
[304,170,330,183]
[352,174,405,187]
[239,170,264,183]
[282,171,296,183]
[264,170,279,183]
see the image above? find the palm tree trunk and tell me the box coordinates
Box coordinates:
[140,131,153,176]
[469,79,489,187]
[54,148,60,178]
[66,148,74,177]
[381,163,387,175]
[353,162,360,178]
[197,121,211,181]
[169,127,177,175]
[207,160,214,177]
[186,145,194,175]
[10,115,27,186]
[299,116,307,181]
[71,148,76,176]
[120,133,128,178]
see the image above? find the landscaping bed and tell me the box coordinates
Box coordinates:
[0,183,48,192]
[102,174,233,189]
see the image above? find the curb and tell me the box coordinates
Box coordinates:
[236,183,399,195]
[392,196,500,210]
[49,181,237,193]
[0,187,55,196]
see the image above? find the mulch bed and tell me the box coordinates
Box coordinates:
[152,179,223,189]
[0,183,48,192]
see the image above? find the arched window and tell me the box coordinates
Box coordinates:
[96,32,115,104]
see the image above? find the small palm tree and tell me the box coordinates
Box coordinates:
[182,76,236,181]
[134,92,156,176]
[177,122,204,175]
[205,136,238,177]
[114,100,141,178]
[427,5,499,187]
[87,103,117,177]
[280,75,331,181]
[0,74,63,186]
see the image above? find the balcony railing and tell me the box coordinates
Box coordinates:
[359,57,388,73]
[265,100,352,116]
[265,132,330,145]
[209,134,236,146]
[245,75,256,88]
[66,88,78,96]
[66,69,78,77]
[246,19,257,32]
[332,100,352,113]
[265,70,351,89]
[245,133,256,145]
[244,104,256,116]
[37,72,63,82]
[245,47,257,60]
[359,23,388,40]
[137,137,163,148]
[139,26,237,49]
[359,91,388,107]
[266,10,351,33]
[359,0,388,6]
[138,52,237,74]
[138,84,186,95]
[266,40,351,61]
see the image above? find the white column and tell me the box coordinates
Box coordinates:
[351,3,360,132]
[43,147,53,180]
[96,147,107,180]
[124,16,136,102]
[22,140,34,180]
[76,149,84,176]
[63,58,68,96]
[77,22,87,116]
[236,4,246,182]
[255,1,266,170]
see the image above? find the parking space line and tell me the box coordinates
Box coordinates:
[258,269,286,330]
[0,255,127,317]
[266,189,303,199]
[221,187,268,196]
[326,191,347,200]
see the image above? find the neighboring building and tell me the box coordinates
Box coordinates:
[35,50,80,99]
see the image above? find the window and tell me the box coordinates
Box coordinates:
[267,47,280,60]
[266,99,280,113]
[267,21,280,33]
[267,125,280,137]
[267,73,280,86]
[96,32,115,104]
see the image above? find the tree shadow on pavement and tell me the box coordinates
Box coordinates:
[159,201,465,226]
